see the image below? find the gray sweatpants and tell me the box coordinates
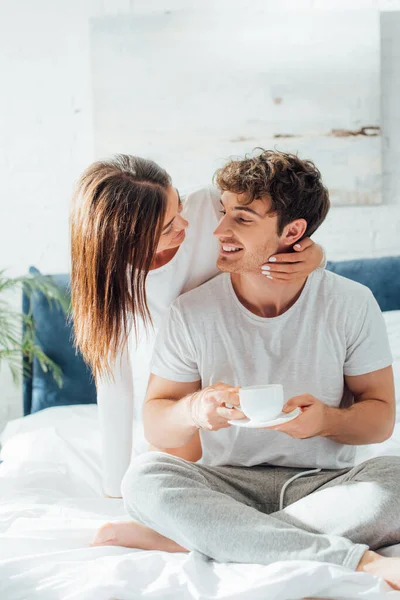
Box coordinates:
[121,453,400,570]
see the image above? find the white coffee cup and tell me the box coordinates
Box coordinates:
[238,384,284,422]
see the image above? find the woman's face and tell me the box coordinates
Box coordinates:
[156,186,188,253]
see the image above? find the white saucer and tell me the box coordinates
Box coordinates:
[228,407,301,428]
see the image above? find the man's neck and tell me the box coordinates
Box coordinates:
[230,272,308,318]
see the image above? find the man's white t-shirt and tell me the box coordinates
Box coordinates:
[97,186,221,496]
[151,269,393,470]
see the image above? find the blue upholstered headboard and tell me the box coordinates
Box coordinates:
[22,268,97,416]
[326,256,400,313]
[22,256,400,415]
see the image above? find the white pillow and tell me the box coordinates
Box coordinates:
[383,310,400,415]
[0,404,98,448]
[383,310,400,361]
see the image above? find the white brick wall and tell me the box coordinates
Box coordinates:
[313,9,400,254]
[0,0,399,431]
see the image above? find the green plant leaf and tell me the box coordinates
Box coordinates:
[0,270,67,388]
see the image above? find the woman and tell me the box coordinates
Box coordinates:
[70,154,325,549]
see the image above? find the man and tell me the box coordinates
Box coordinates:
[122,150,400,587]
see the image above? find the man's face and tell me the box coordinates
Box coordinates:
[214,191,280,273]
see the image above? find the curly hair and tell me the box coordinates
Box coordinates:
[214,149,330,238]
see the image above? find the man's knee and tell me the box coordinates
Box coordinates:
[357,456,400,522]
[354,456,400,547]
[357,455,400,487]
[121,452,185,518]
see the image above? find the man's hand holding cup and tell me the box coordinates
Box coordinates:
[189,382,244,430]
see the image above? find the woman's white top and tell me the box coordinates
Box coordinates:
[97,185,221,497]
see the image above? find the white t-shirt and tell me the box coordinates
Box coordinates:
[151,270,393,470]
[97,185,221,496]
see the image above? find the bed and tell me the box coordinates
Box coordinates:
[1,258,400,600]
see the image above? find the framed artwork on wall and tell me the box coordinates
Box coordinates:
[90,4,381,205]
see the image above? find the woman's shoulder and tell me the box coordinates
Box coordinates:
[182,184,221,219]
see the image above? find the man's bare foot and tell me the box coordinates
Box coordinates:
[91,520,187,553]
[357,550,400,590]
[363,557,400,590]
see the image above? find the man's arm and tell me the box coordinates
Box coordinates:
[143,374,201,449]
[323,365,395,444]
[271,366,395,444]
[143,374,243,451]
[148,436,203,462]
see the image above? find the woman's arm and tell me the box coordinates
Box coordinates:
[96,341,134,498]
[261,239,325,282]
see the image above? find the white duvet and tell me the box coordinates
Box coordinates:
[1,310,400,600]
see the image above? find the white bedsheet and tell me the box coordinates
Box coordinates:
[1,310,400,600]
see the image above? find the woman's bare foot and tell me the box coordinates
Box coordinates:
[357,550,400,590]
[91,520,187,553]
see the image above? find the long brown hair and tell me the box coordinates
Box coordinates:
[70,154,170,381]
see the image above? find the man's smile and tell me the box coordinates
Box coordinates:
[220,243,244,256]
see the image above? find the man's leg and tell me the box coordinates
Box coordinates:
[121,452,367,569]
[272,456,400,550]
